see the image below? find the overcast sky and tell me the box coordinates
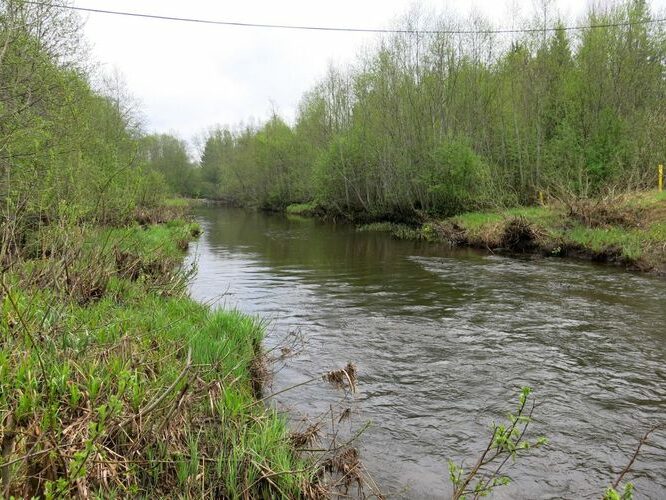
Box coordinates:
[77,0,666,141]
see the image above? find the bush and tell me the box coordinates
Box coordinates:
[423,139,492,215]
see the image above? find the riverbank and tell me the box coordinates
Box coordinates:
[353,191,666,276]
[0,213,318,497]
[197,191,666,275]
[187,205,664,498]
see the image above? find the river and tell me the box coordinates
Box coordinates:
[186,207,666,499]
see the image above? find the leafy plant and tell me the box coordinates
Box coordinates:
[449,387,548,500]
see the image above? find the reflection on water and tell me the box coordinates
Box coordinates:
[187,208,666,499]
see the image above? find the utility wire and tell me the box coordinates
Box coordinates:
[22,0,666,35]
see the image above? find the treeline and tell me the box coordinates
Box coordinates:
[0,0,174,260]
[171,0,666,219]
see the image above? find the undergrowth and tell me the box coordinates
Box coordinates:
[356,222,425,240]
[0,219,319,498]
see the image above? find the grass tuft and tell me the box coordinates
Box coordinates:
[0,218,319,498]
[430,191,666,273]
[286,202,320,216]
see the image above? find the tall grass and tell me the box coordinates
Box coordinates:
[0,220,316,498]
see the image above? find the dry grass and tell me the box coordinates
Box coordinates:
[564,194,644,228]
[291,423,322,449]
[500,217,549,252]
[133,205,188,226]
[323,363,358,393]
[321,447,363,494]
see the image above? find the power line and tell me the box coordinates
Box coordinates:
[22,1,666,35]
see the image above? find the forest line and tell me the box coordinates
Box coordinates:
[149,0,666,221]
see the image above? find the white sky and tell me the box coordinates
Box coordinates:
[77,0,666,141]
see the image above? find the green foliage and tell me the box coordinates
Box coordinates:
[449,387,548,500]
[425,139,492,214]
[314,128,370,212]
[604,483,635,500]
[177,0,665,221]
[0,0,175,237]
[196,116,312,208]
[141,134,199,197]
[0,222,313,497]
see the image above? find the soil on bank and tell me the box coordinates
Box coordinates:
[349,191,666,276]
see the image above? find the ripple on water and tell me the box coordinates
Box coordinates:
[187,209,666,499]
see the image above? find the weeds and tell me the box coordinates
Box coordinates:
[565,194,643,229]
[0,216,321,498]
[357,222,425,240]
[133,203,189,226]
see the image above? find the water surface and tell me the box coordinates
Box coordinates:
[186,208,666,499]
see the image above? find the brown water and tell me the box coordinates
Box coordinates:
[186,207,666,499]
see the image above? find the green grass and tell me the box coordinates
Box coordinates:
[453,212,504,230]
[0,220,313,498]
[285,201,318,216]
[163,197,191,208]
[631,190,666,206]
[566,225,645,260]
[356,222,425,240]
[438,191,666,272]
[455,206,559,229]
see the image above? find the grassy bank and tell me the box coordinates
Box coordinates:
[357,191,666,275]
[0,217,318,498]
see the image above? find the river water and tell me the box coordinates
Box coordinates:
[186,207,666,499]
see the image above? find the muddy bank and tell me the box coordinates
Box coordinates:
[430,216,663,275]
[353,192,666,277]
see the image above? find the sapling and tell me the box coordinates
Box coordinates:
[449,387,548,500]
